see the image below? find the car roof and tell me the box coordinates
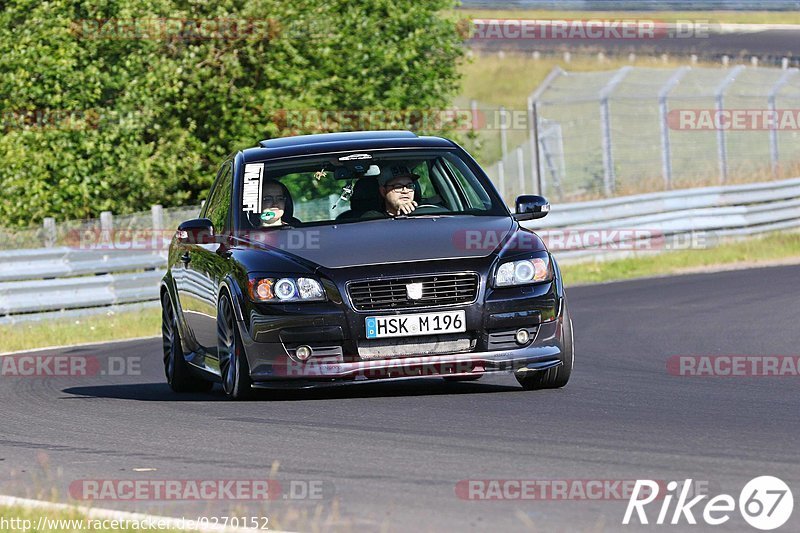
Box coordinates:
[241,130,457,162]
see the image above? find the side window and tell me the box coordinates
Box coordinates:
[202,162,233,232]
[444,157,491,210]
[410,161,435,199]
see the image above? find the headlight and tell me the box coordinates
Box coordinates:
[248,276,326,302]
[494,255,552,287]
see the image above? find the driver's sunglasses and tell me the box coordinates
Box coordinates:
[386,182,414,192]
[263,195,286,205]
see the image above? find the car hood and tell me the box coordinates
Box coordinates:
[239,216,535,270]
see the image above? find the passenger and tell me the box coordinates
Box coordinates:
[255,180,294,227]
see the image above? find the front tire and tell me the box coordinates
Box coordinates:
[218,294,254,400]
[516,298,574,390]
[162,293,214,393]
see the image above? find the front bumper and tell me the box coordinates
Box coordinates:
[235,255,566,387]
[239,304,567,387]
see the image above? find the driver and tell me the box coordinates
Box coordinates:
[372,165,419,217]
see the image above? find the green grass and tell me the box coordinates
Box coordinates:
[0,307,161,354]
[454,8,800,25]
[560,231,800,285]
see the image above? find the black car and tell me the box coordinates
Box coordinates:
[160,130,574,399]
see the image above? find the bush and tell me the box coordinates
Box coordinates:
[0,0,464,227]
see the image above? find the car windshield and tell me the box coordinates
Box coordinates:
[238,149,507,229]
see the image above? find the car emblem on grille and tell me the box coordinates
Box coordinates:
[406,282,423,300]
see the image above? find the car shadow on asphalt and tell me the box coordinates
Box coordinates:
[61,378,521,402]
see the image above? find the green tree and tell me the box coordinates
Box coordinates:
[0,0,464,227]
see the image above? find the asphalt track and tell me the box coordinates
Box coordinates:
[1,265,799,532]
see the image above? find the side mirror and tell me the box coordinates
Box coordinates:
[514,195,550,221]
[176,218,215,244]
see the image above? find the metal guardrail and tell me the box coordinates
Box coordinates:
[526,176,800,261]
[1,176,799,323]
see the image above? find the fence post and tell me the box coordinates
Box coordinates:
[470,99,478,135]
[528,96,541,196]
[43,217,56,248]
[527,67,564,198]
[499,106,508,161]
[516,146,525,196]
[497,161,506,205]
[658,67,690,190]
[768,68,799,176]
[715,66,745,184]
[599,66,632,197]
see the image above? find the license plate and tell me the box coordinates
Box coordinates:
[365,310,466,339]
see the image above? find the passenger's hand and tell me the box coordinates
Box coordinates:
[397,200,417,215]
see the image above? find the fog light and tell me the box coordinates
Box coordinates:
[295,345,313,361]
[515,329,530,345]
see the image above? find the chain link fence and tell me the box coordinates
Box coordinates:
[480,64,800,204]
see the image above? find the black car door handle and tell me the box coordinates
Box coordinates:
[181,252,191,264]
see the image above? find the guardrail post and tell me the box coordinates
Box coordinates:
[151,205,163,231]
[659,67,690,190]
[100,211,113,249]
[100,211,113,231]
[151,205,164,253]
[715,66,745,184]
[768,68,798,177]
[43,217,56,248]
[599,66,632,197]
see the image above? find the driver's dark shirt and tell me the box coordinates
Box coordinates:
[359,209,391,219]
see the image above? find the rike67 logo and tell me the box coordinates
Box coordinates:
[624,477,794,530]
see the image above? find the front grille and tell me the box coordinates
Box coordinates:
[348,273,479,311]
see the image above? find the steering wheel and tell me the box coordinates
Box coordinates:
[412,204,449,215]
